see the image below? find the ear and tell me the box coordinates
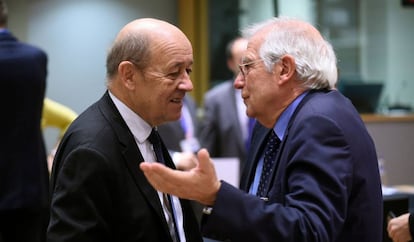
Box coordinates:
[118,61,137,90]
[275,55,296,84]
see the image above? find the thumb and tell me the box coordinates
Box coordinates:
[196,148,216,175]
[197,148,211,166]
[195,148,221,205]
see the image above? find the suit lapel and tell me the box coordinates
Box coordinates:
[159,137,177,169]
[239,123,269,191]
[262,91,316,196]
[98,92,170,233]
[157,115,202,240]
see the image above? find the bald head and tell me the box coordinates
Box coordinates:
[116,18,186,42]
[106,18,191,81]
[105,18,194,126]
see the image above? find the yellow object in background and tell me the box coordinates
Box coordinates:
[41,98,77,172]
[42,97,77,138]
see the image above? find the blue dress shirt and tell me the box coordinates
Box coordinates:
[249,91,308,195]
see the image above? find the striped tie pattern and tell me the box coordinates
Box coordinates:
[148,128,180,242]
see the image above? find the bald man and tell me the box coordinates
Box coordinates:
[47,18,202,242]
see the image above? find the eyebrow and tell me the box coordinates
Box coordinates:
[168,60,194,69]
[241,55,256,63]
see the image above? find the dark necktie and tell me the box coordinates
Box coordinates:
[256,130,280,198]
[148,128,180,242]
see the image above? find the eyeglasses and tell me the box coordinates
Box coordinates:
[238,59,263,77]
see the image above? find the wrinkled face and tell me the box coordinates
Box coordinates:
[234,35,282,128]
[133,36,194,126]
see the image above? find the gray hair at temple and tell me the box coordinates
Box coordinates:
[242,17,338,90]
[0,0,8,27]
[105,32,151,82]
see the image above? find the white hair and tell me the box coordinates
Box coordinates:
[242,17,338,89]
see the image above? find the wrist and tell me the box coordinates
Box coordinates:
[201,180,221,206]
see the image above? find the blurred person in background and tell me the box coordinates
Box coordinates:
[158,95,200,171]
[0,0,49,241]
[157,95,203,224]
[199,37,252,173]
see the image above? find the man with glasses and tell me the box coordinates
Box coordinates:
[140,17,383,242]
[199,37,252,174]
[238,59,264,76]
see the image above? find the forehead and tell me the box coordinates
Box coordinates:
[242,30,267,61]
[243,42,261,61]
[150,36,193,66]
[232,38,248,53]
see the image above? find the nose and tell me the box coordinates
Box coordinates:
[179,75,193,92]
[233,72,245,89]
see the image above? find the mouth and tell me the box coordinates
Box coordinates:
[171,97,183,104]
[242,95,250,107]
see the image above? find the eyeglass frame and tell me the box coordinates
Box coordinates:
[238,58,264,77]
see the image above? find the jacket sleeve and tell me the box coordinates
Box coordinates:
[201,114,363,242]
[48,147,114,242]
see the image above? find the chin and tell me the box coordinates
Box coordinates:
[168,112,182,122]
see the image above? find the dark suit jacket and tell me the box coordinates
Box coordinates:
[158,95,199,152]
[47,92,202,242]
[0,30,49,212]
[202,89,383,242]
[199,81,247,171]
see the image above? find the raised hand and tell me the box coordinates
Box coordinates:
[140,148,221,205]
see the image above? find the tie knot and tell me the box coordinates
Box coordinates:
[148,128,160,145]
[267,130,279,143]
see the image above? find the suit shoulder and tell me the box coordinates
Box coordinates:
[294,90,366,134]
[304,90,357,116]
[13,41,48,58]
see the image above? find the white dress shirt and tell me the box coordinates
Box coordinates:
[109,91,186,242]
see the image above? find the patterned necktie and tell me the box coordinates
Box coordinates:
[148,128,180,242]
[256,130,280,198]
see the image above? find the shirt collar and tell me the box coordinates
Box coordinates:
[108,91,152,143]
[274,91,309,141]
